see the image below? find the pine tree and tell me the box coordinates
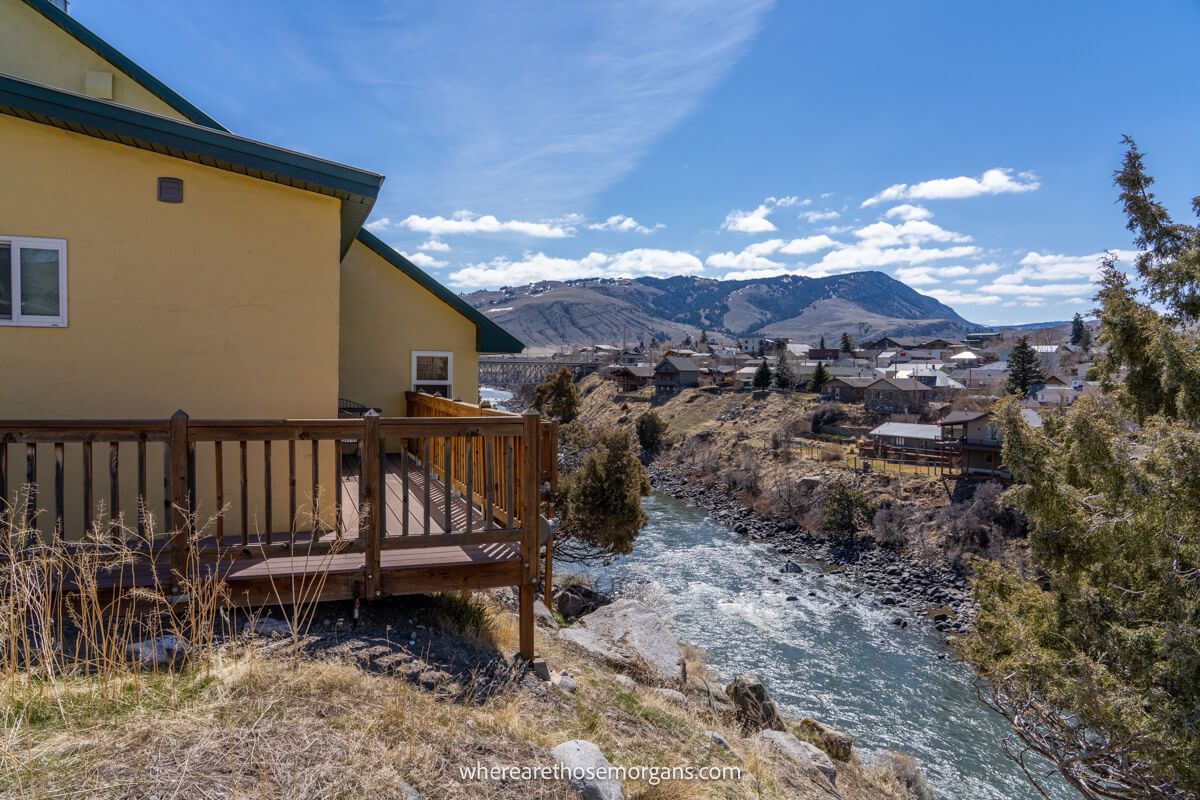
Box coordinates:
[1070,313,1086,345]
[819,334,827,349]
[808,361,830,392]
[1078,324,1092,351]
[964,139,1200,797]
[752,359,772,389]
[773,350,795,390]
[840,332,854,354]
[534,366,581,422]
[1005,336,1044,396]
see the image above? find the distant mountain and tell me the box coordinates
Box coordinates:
[463,271,982,349]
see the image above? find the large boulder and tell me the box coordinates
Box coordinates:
[560,599,682,683]
[757,729,837,784]
[726,674,786,732]
[551,740,624,800]
[555,584,612,621]
[797,717,853,761]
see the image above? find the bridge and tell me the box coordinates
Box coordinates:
[478,357,601,387]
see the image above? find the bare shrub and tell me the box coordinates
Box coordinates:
[871,503,909,549]
[721,447,761,496]
[872,750,936,800]
[811,404,845,433]
[940,480,1024,564]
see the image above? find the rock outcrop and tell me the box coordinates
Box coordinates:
[551,740,624,800]
[726,674,786,732]
[559,599,682,683]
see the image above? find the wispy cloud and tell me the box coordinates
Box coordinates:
[722,195,803,233]
[706,235,840,270]
[418,239,451,252]
[587,214,664,234]
[862,168,1040,207]
[800,209,840,223]
[448,248,703,288]
[352,1,775,213]
[883,204,932,222]
[396,210,576,238]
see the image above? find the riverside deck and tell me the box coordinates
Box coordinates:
[0,393,558,658]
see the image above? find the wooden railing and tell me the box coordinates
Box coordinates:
[405,392,559,515]
[0,406,549,602]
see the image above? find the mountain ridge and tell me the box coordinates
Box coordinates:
[464,271,981,349]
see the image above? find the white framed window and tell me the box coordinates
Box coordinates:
[412,351,453,397]
[0,236,67,327]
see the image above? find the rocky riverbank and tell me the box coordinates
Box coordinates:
[648,464,976,637]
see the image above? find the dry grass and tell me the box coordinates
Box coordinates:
[0,487,927,800]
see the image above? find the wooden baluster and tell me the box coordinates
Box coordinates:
[83,441,93,534]
[465,437,474,536]
[443,439,452,534]
[214,441,224,548]
[109,441,120,533]
[239,440,249,546]
[311,439,320,535]
[1,442,7,527]
[263,440,273,545]
[361,411,382,597]
[334,440,343,538]
[401,448,410,537]
[484,437,494,530]
[136,440,146,538]
[288,440,297,537]
[161,444,170,541]
[422,439,431,534]
[25,444,36,535]
[505,438,515,530]
[54,442,64,540]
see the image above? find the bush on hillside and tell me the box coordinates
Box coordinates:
[556,429,650,563]
[534,366,580,422]
[635,411,668,453]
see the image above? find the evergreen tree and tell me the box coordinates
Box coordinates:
[819,334,827,349]
[773,350,795,390]
[533,366,580,422]
[1005,336,1045,396]
[557,429,650,563]
[964,138,1200,798]
[699,329,709,346]
[752,359,772,389]
[840,332,855,354]
[1070,312,1086,345]
[1079,324,1092,351]
[808,361,830,392]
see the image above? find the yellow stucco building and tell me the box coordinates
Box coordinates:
[0,0,523,537]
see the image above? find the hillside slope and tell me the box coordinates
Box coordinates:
[466,271,977,349]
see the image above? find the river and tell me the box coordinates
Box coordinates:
[478,385,1065,798]
[575,492,1071,800]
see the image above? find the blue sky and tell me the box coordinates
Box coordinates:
[79,0,1199,325]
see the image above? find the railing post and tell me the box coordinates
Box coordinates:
[362,410,383,598]
[519,408,540,661]
[168,409,190,589]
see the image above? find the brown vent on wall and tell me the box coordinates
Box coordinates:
[157,177,184,203]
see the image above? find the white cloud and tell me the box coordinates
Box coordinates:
[862,168,1040,207]
[894,262,1002,286]
[448,248,702,288]
[813,243,981,273]
[853,219,972,247]
[418,239,451,252]
[364,217,392,232]
[923,288,1003,306]
[1011,249,1137,282]
[778,235,840,255]
[706,235,840,270]
[588,214,663,234]
[398,210,575,238]
[800,209,840,223]
[721,196,801,233]
[402,251,448,269]
[883,204,932,222]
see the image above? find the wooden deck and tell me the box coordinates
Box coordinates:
[0,393,559,658]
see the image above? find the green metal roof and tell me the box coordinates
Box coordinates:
[0,73,382,254]
[356,230,525,354]
[21,0,226,130]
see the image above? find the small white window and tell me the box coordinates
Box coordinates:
[0,237,67,327]
[412,351,453,397]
